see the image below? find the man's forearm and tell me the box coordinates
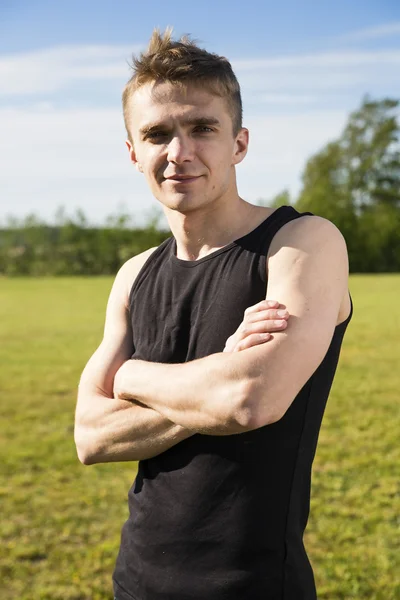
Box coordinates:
[74,392,193,464]
[111,299,290,436]
[115,352,256,435]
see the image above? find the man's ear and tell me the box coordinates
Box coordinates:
[232,128,249,167]
[125,140,143,173]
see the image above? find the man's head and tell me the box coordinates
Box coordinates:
[122,27,243,143]
[123,29,249,215]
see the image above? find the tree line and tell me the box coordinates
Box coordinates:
[0,210,170,276]
[1,97,399,275]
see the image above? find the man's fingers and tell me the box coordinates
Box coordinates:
[235,318,287,346]
[244,299,280,316]
[233,333,271,352]
[246,308,289,323]
[244,318,287,335]
[265,300,280,307]
[225,301,289,352]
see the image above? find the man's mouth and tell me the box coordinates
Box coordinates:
[164,175,201,184]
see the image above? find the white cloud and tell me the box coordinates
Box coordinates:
[337,22,400,42]
[0,106,127,177]
[232,50,400,70]
[1,45,399,100]
[238,110,348,201]
[248,94,318,105]
[236,50,400,102]
[0,104,158,224]
[0,44,140,97]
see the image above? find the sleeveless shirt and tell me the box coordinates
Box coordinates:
[113,205,353,600]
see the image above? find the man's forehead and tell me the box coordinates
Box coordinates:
[131,81,224,114]
[130,82,228,133]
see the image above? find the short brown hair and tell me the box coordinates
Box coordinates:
[122,27,243,142]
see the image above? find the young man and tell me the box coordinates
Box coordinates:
[75,28,353,600]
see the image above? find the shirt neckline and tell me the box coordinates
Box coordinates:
[170,205,291,268]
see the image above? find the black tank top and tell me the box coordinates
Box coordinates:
[113,205,353,600]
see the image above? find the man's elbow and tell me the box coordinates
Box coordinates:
[77,450,95,466]
[76,448,96,466]
[74,426,100,466]
[223,379,277,433]
[237,380,285,431]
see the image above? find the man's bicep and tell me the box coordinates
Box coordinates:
[266,216,348,329]
[246,216,349,425]
[78,247,158,403]
[78,263,134,400]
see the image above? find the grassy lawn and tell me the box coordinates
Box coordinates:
[0,275,399,599]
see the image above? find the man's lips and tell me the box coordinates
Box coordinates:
[164,175,201,183]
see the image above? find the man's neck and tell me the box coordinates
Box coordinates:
[165,198,273,261]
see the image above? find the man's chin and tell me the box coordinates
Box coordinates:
[156,193,207,214]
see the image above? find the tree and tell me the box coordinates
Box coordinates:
[343,98,399,211]
[295,97,400,272]
[297,97,399,215]
[256,189,292,209]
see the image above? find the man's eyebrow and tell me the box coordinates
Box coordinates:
[139,116,221,136]
[182,116,221,127]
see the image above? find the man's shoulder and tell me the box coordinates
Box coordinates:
[268,213,347,262]
[115,247,159,306]
[266,213,350,323]
[121,246,159,273]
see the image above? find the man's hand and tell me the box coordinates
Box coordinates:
[113,360,138,403]
[223,299,289,353]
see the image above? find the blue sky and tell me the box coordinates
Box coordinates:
[1,0,399,225]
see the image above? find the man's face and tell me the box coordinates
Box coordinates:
[126,81,249,214]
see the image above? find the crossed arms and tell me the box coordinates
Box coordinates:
[74,216,349,465]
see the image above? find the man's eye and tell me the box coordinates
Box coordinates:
[147,131,166,139]
[195,126,213,133]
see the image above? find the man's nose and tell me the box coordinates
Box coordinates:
[167,135,194,163]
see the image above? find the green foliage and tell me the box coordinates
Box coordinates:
[0,209,170,276]
[296,97,400,272]
[257,189,292,209]
[0,275,399,599]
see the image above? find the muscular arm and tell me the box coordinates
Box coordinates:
[74,250,193,465]
[115,216,349,434]
[75,250,286,464]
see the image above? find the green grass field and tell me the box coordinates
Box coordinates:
[0,275,399,600]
